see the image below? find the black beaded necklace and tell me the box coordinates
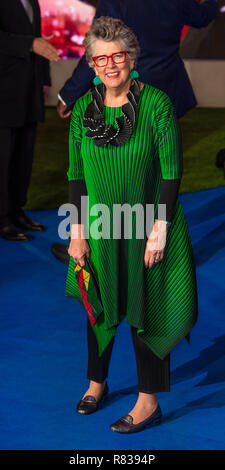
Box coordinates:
[83,79,141,147]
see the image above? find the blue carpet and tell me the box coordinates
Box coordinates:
[0,186,225,450]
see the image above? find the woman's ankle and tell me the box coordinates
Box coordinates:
[89,379,106,388]
[137,392,158,407]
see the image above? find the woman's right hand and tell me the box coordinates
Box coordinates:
[68,224,90,267]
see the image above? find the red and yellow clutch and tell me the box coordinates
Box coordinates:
[66,257,103,325]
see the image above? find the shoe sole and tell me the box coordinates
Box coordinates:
[110,417,162,433]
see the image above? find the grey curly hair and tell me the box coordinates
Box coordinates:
[83,16,140,68]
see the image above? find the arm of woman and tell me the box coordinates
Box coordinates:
[144,92,183,269]
[67,101,90,267]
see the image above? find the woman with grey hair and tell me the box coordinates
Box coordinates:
[66,17,198,433]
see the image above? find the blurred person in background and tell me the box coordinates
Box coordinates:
[0,0,59,241]
[52,0,218,262]
[180,0,225,172]
[181,0,225,59]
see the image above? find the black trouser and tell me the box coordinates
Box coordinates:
[0,123,37,228]
[87,319,170,393]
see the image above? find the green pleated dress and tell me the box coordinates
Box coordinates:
[66,84,198,360]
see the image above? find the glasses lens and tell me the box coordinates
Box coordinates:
[112,52,126,63]
[95,56,107,67]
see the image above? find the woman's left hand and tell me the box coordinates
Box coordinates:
[144,220,169,269]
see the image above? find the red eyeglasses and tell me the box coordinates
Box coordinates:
[92,51,128,67]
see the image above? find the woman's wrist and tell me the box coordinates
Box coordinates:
[71,223,85,240]
[152,219,170,236]
[155,218,172,227]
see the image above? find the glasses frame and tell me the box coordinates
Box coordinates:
[92,50,128,67]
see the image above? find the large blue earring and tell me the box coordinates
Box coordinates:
[93,75,102,85]
[129,70,139,79]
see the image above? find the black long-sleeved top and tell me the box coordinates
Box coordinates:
[69,178,181,225]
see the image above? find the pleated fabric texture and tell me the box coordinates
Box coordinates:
[66,84,198,360]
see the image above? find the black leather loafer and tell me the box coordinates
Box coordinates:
[76,382,109,415]
[0,224,33,241]
[13,213,46,232]
[110,404,162,433]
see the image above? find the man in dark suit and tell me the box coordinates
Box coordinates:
[0,0,59,241]
[53,0,218,262]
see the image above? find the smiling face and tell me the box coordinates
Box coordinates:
[92,39,135,92]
